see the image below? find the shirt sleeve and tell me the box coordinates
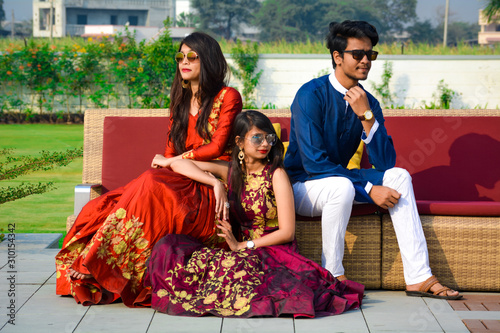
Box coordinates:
[363,100,397,171]
[186,88,243,161]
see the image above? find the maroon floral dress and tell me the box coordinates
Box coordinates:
[144,164,364,317]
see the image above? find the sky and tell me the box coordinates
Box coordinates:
[3,0,487,24]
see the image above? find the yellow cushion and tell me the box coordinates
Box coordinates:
[347,141,364,170]
[273,123,289,157]
[283,141,289,156]
[272,123,281,139]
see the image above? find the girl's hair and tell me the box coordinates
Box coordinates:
[169,32,229,154]
[229,110,285,204]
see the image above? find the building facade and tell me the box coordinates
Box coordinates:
[479,9,500,45]
[33,0,175,38]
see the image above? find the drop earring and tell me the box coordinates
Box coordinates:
[182,80,189,89]
[238,149,245,165]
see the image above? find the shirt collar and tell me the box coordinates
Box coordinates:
[329,71,349,95]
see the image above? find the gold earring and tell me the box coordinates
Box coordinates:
[182,80,189,89]
[238,149,245,165]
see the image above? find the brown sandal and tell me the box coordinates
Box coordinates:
[405,275,463,300]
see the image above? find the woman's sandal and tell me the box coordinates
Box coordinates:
[405,275,463,300]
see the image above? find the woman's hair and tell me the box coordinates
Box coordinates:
[326,20,379,69]
[169,32,229,154]
[229,110,285,203]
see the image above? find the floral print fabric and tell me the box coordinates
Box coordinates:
[146,164,365,317]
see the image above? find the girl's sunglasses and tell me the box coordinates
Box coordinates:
[175,51,199,63]
[247,133,277,147]
[343,49,378,61]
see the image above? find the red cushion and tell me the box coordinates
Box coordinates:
[385,117,500,204]
[416,201,500,216]
[101,117,169,193]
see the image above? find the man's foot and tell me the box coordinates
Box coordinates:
[336,275,348,282]
[68,268,93,280]
[406,275,462,300]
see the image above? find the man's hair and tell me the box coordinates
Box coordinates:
[326,20,379,69]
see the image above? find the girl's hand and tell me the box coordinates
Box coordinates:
[209,173,229,222]
[151,154,169,168]
[216,219,242,251]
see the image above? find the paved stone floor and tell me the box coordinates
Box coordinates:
[1,234,499,333]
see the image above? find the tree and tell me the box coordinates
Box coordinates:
[407,20,480,46]
[191,0,260,40]
[0,0,5,35]
[0,0,5,22]
[254,0,327,42]
[175,12,199,27]
[254,0,417,43]
[484,0,500,22]
[407,20,441,44]
[438,21,480,45]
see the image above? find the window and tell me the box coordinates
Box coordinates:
[77,15,87,25]
[128,16,138,26]
[496,24,500,32]
[39,8,51,30]
[110,15,117,25]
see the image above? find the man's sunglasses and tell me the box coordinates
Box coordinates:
[247,133,277,147]
[175,51,199,63]
[343,49,378,61]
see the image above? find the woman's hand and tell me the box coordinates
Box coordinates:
[216,219,242,251]
[151,154,173,169]
[209,173,230,222]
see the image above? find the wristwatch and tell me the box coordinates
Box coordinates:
[358,110,374,121]
[246,240,255,249]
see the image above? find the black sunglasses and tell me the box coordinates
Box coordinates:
[175,51,199,63]
[343,49,378,61]
[246,133,277,147]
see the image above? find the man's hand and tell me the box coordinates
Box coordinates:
[344,86,371,117]
[369,185,401,209]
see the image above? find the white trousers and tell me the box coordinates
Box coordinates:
[293,167,432,285]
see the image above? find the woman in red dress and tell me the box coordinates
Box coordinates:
[55,32,242,307]
[145,111,364,318]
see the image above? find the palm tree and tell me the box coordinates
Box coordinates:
[484,0,500,22]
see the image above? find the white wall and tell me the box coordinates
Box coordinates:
[227,55,500,109]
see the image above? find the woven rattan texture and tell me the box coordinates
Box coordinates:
[296,215,382,289]
[381,214,500,291]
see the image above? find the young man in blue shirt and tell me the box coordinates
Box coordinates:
[284,20,461,299]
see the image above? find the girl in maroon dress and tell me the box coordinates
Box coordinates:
[145,111,364,318]
[55,32,242,307]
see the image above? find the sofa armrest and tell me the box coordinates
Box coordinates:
[74,184,101,216]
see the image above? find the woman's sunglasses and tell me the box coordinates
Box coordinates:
[343,49,378,61]
[247,133,277,147]
[175,51,199,63]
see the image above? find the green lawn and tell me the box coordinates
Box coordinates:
[0,124,84,238]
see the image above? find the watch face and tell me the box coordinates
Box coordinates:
[247,240,255,249]
[365,110,374,120]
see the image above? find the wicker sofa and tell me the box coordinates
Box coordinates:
[67,108,500,291]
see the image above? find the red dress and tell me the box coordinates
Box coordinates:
[145,164,364,317]
[55,87,242,307]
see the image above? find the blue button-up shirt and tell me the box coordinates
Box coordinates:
[284,74,396,203]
